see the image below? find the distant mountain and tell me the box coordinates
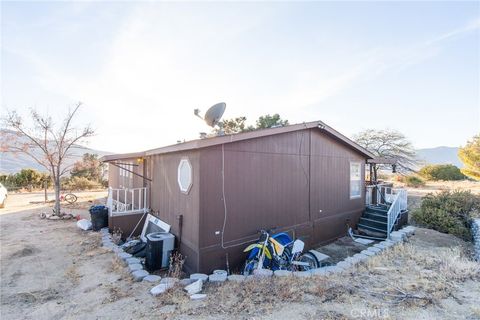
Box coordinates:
[416,146,462,167]
[0,130,111,174]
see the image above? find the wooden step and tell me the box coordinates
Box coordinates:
[359,217,387,230]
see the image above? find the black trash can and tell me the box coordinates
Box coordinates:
[145,232,165,272]
[89,205,108,231]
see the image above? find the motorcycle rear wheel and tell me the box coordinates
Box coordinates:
[297,252,320,271]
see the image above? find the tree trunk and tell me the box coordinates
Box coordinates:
[54,178,61,215]
[44,180,48,203]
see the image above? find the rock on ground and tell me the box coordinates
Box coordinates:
[143,275,162,283]
[132,270,149,281]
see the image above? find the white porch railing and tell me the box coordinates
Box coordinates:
[365,184,408,239]
[107,187,148,216]
[386,188,407,239]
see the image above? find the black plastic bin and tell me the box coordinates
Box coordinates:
[89,205,109,231]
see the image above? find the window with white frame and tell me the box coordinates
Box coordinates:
[119,162,133,189]
[350,162,362,199]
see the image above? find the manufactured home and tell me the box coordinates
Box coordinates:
[101,120,402,273]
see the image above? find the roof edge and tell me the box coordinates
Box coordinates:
[100,152,146,162]
[318,121,375,159]
[144,121,320,156]
[101,120,375,160]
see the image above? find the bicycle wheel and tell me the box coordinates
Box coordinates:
[64,193,77,204]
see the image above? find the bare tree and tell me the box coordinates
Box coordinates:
[353,129,418,174]
[1,103,94,215]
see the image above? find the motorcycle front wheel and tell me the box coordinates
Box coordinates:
[243,259,259,275]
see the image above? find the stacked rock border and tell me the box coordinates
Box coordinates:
[99,226,416,299]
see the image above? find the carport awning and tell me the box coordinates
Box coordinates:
[367,158,397,165]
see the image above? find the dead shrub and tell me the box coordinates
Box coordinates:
[167,252,185,279]
[111,227,122,245]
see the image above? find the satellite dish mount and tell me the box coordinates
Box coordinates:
[194,102,226,136]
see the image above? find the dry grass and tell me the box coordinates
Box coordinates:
[349,243,480,307]
[154,283,190,314]
[164,239,479,318]
[102,284,130,303]
[108,257,127,274]
[160,276,345,317]
[65,265,81,285]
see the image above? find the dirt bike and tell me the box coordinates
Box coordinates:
[242,229,320,275]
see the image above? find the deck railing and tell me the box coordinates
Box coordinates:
[106,187,148,216]
[385,188,407,239]
[365,183,408,239]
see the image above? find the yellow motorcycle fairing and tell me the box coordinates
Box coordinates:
[243,243,272,260]
[269,237,285,256]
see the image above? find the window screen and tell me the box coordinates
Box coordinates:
[350,162,362,199]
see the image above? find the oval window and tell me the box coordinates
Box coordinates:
[178,158,192,194]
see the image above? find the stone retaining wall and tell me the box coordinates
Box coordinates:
[98,225,417,298]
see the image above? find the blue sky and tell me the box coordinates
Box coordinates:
[1,1,479,153]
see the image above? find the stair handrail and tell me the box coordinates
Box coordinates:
[386,188,407,239]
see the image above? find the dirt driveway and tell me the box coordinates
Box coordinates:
[1,198,479,319]
[0,204,164,320]
[0,190,108,215]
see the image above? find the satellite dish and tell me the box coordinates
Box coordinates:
[204,102,226,127]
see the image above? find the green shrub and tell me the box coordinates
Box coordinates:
[0,169,50,190]
[404,175,425,188]
[411,190,480,241]
[64,176,101,190]
[419,164,466,181]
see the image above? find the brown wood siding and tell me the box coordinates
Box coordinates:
[108,163,119,188]
[107,128,368,274]
[198,130,312,272]
[108,213,146,237]
[148,152,200,273]
[309,129,365,245]
[108,159,144,189]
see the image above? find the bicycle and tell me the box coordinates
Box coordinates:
[61,192,78,204]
